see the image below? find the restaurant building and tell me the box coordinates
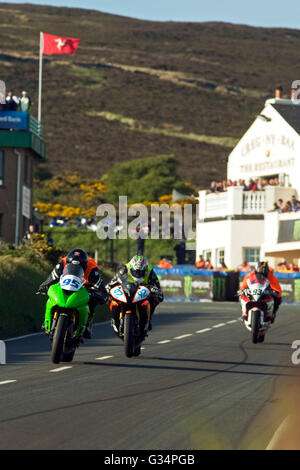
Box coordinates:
[196,87,300,269]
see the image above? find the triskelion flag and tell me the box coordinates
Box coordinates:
[42,33,80,55]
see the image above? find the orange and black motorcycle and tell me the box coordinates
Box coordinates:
[108,280,151,358]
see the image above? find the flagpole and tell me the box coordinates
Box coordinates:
[38,31,43,122]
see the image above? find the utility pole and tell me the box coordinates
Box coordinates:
[14,149,21,246]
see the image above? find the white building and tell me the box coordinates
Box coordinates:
[196,88,300,269]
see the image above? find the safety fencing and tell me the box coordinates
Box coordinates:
[153,266,300,303]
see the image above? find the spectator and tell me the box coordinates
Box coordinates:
[18,91,32,112]
[6,90,19,111]
[195,254,205,269]
[282,201,292,213]
[220,262,228,270]
[209,181,217,193]
[174,240,186,265]
[291,196,299,212]
[269,202,280,212]
[205,259,213,270]
[277,260,288,272]
[277,199,285,212]
[158,257,173,269]
[237,260,251,272]
[247,178,258,191]
[22,224,35,243]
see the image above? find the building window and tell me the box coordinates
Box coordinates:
[0,151,4,187]
[217,248,225,267]
[244,247,260,266]
[203,250,212,261]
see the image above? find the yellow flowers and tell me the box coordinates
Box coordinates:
[34,202,97,219]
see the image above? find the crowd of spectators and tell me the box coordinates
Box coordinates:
[209,177,280,194]
[0,90,32,112]
[277,260,299,272]
[270,196,300,213]
[195,255,216,270]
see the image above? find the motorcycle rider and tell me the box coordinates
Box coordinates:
[107,255,164,334]
[239,260,282,324]
[37,248,108,338]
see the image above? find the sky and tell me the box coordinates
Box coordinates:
[2,0,300,29]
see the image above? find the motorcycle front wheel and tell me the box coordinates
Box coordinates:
[251,310,261,344]
[124,313,135,358]
[51,314,69,364]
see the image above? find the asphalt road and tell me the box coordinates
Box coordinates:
[1,301,300,450]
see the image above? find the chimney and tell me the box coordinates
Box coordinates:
[291,88,296,101]
[275,85,283,99]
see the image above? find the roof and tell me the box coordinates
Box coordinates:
[271,103,300,135]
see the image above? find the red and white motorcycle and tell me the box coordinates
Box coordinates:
[239,273,276,343]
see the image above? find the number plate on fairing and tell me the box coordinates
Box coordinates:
[110,285,127,303]
[133,286,150,303]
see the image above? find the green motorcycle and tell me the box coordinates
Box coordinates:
[44,263,90,364]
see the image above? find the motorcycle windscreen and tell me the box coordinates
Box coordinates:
[60,263,85,291]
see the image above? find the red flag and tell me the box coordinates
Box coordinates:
[42,33,80,55]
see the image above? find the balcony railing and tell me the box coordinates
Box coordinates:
[28,114,43,138]
[199,186,297,220]
[243,191,265,214]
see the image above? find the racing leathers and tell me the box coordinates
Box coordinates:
[107,262,164,332]
[240,269,282,323]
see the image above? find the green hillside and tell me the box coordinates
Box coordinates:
[1,3,300,187]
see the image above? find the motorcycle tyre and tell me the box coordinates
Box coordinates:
[51,314,69,364]
[124,313,135,358]
[251,310,260,344]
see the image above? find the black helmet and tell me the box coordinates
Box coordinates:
[66,249,88,270]
[255,261,269,277]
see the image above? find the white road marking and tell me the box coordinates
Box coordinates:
[196,328,212,333]
[157,340,171,344]
[49,366,72,373]
[213,323,226,328]
[0,380,17,385]
[95,355,114,360]
[266,416,291,450]
[174,334,193,340]
[227,320,238,324]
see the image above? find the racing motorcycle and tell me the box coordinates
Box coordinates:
[239,273,275,343]
[44,263,90,364]
[108,280,151,358]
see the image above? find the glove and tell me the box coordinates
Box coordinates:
[271,290,280,298]
[150,286,163,302]
[36,289,46,296]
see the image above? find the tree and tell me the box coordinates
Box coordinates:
[102,154,192,205]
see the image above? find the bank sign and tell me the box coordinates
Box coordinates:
[0,111,28,131]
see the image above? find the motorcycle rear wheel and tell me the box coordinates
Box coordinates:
[51,314,69,364]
